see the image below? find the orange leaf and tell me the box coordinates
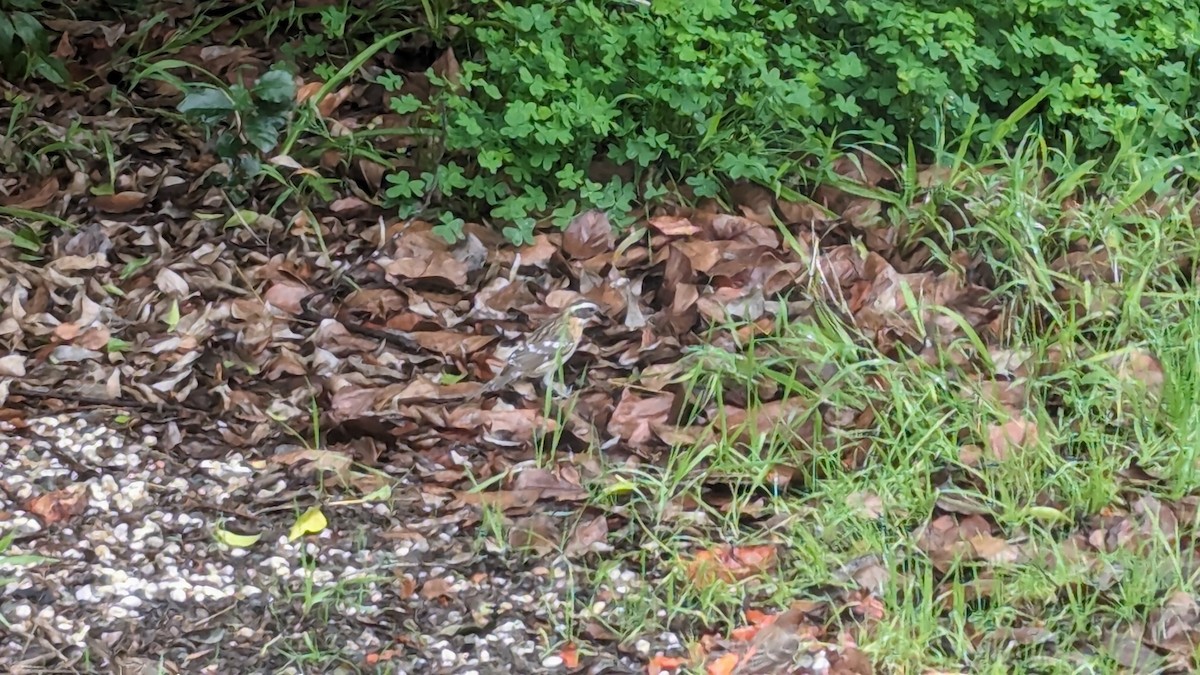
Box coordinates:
[26,485,88,524]
[560,643,580,669]
[296,81,324,104]
[647,655,690,674]
[687,545,778,585]
[705,653,739,675]
[744,609,772,625]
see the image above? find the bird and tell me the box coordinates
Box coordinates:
[731,607,809,674]
[472,298,603,398]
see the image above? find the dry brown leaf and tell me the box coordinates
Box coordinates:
[263,281,310,315]
[26,484,88,524]
[510,468,587,502]
[453,489,542,511]
[565,513,609,557]
[329,196,368,214]
[688,544,778,586]
[671,240,722,274]
[1102,623,1162,671]
[419,577,456,600]
[431,46,462,88]
[728,181,777,225]
[563,209,615,259]
[776,198,831,224]
[445,407,547,442]
[1,178,58,208]
[295,81,323,104]
[662,244,697,292]
[269,447,353,482]
[508,514,560,555]
[517,234,559,267]
[649,215,701,236]
[406,330,495,355]
[985,415,1040,461]
[92,191,148,213]
[832,152,893,187]
[607,390,674,446]
[967,532,1022,564]
[382,230,471,285]
[317,85,354,117]
[1108,348,1165,402]
[1146,590,1200,656]
[915,514,997,572]
[846,491,884,519]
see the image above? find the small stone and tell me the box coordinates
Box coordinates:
[541,655,563,668]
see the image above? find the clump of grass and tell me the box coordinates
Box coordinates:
[571,130,1200,672]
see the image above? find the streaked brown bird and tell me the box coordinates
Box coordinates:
[732,607,809,675]
[473,299,602,398]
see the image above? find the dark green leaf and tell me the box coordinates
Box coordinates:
[243,115,286,153]
[178,87,236,116]
[254,68,296,104]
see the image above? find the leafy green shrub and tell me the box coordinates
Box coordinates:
[394,0,1200,243]
[177,66,297,197]
[0,1,68,84]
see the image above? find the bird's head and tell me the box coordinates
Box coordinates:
[563,299,603,323]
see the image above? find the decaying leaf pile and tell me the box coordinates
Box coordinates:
[3,10,1200,675]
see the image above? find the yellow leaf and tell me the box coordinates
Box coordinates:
[362,483,392,503]
[224,209,260,228]
[1024,505,1070,523]
[601,479,637,497]
[214,527,262,548]
[288,506,328,541]
[164,299,180,331]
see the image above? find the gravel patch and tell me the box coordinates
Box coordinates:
[0,412,677,673]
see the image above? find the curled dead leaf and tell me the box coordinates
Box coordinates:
[26,484,89,524]
[687,545,778,586]
[607,390,674,446]
[985,415,1040,461]
[508,514,560,555]
[565,513,610,557]
[563,209,615,259]
[1107,348,1164,403]
[92,191,148,214]
[1,178,58,209]
[649,215,701,236]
